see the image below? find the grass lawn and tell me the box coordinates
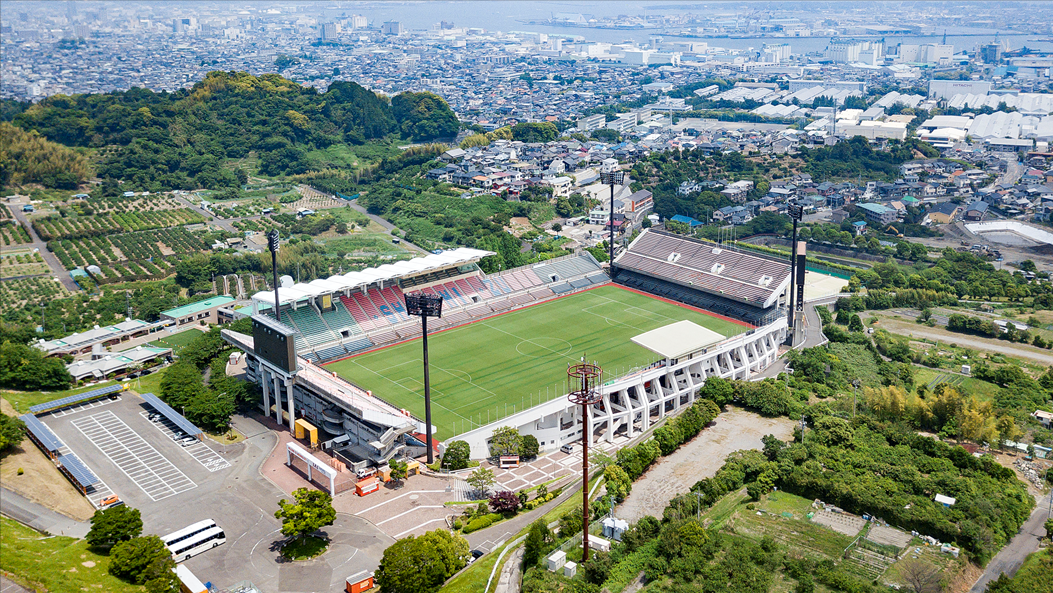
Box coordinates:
[148,328,204,354]
[281,535,328,560]
[326,285,746,438]
[0,516,143,592]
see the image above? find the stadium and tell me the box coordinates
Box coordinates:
[222,229,796,465]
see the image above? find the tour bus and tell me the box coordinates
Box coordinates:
[162,519,226,561]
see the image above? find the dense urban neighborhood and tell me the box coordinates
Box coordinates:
[0,3,1052,593]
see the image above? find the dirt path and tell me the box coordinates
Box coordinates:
[618,408,795,524]
[873,315,1053,364]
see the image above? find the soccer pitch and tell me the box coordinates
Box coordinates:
[325,285,746,439]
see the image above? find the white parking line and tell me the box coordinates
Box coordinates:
[138,411,230,472]
[71,411,196,502]
[48,396,122,418]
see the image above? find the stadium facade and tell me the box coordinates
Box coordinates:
[223,231,794,463]
[222,248,612,467]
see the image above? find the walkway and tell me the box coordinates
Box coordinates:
[0,487,90,538]
[7,205,79,291]
[968,493,1051,593]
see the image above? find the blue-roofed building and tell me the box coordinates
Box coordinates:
[852,220,867,236]
[160,296,236,328]
[670,214,703,227]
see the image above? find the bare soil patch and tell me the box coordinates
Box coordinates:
[0,398,95,521]
[618,408,795,523]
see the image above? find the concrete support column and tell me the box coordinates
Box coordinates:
[273,374,282,424]
[286,379,295,431]
[261,367,271,415]
[739,346,751,380]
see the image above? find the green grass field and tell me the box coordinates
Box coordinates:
[326,285,745,438]
[148,328,204,354]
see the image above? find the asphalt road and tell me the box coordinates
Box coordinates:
[968,493,1051,593]
[9,397,390,592]
[0,487,90,538]
[7,206,80,292]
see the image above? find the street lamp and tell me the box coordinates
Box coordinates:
[600,168,625,267]
[852,379,861,417]
[405,292,443,465]
[567,361,602,563]
[786,200,804,342]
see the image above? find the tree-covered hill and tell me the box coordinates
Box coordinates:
[1,72,460,191]
[0,122,92,189]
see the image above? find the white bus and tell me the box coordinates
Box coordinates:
[162,519,225,561]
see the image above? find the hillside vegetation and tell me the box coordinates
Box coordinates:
[1,72,459,191]
[0,122,91,189]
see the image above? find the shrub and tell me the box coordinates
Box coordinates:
[463,513,501,533]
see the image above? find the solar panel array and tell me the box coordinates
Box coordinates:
[29,384,124,414]
[20,414,65,454]
[140,393,203,437]
[57,453,99,488]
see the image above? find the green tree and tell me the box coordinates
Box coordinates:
[519,434,540,458]
[603,464,633,501]
[108,536,174,585]
[442,440,471,470]
[86,505,143,548]
[375,529,469,593]
[159,361,205,412]
[848,314,864,332]
[389,459,409,486]
[699,376,734,407]
[0,341,72,391]
[523,519,552,568]
[466,466,496,496]
[489,426,522,457]
[274,487,337,544]
[0,414,26,452]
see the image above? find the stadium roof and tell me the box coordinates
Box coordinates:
[614,229,791,308]
[56,453,99,488]
[29,384,125,414]
[252,247,493,307]
[631,320,726,359]
[20,414,65,453]
[140,393,203,437]
[160,296,235,319]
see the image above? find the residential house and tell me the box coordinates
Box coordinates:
[963,201,989,221]
[927,201,961,225]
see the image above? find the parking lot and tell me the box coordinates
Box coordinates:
[70,410,197,502]
[138,411,231,472]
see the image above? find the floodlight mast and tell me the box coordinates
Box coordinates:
[786,201,803,343]
[405,293,444,464]
[268,230,280,321]
[601,169,624,269]
[568,362,602,563]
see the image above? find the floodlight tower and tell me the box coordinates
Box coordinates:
[567,362,602,563]
[268,230,281,321]
[405,292,443,465]
[786,200,804,342]
[600,168,625,267]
